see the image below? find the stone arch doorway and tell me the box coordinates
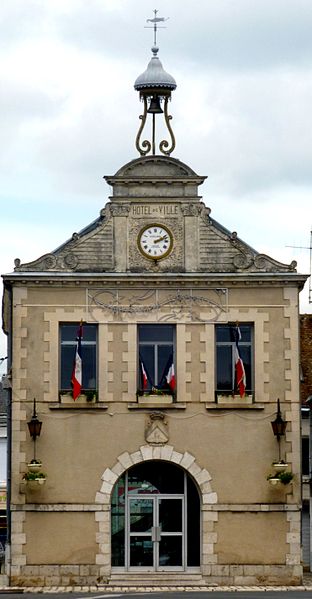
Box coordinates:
[111,460,200,571]
[95,446,218,575]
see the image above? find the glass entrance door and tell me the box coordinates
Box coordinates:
[128,496,184,570]
[111,462,200,570]
[158,498,183,568]
[129,498,154,568]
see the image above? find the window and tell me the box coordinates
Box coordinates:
[302,437,309,476]
[60,324,97,391]
[138,325,175,393]
[216,324,253,396]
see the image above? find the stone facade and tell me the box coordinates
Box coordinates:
[2,155,308,587]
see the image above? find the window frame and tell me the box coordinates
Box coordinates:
[215,323,254,399]
[137,324,176,395]
[59,322,98,395]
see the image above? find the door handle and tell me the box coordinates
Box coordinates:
[155,526,161,542]
[151,526,161,542]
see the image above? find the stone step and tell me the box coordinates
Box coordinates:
[108,572,206,587]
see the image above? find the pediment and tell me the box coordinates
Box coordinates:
[111,155,201,180]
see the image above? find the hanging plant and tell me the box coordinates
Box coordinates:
[23,471,47,481]
[267,471,294,485]
[272,460,289,472]
[27,459,42,473]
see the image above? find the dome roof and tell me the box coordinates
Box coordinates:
[134,46,177,92]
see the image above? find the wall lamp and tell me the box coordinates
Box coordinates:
[27,398,42,441]
[271,398,287,440]
[271,398,287,462]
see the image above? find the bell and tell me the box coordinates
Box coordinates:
[147,95,163,114]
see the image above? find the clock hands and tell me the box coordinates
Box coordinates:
[154,235,168,243]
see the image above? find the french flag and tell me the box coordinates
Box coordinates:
[233,326,246,397]
[166,361,176,392]
[71,322,83,400]
[140,360,148,390]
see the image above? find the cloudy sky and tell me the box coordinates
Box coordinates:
[1,0,312,372]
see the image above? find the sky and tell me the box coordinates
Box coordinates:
[0,0,312,374]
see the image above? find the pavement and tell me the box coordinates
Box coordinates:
[0,574,311,593]
[0,582,312,593]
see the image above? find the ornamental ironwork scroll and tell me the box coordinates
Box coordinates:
[87,287,228,323]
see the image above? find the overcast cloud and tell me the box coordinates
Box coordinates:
[1,0,311,371]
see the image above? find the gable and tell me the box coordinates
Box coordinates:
[12,156,296,276]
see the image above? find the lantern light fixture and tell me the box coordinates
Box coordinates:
[27,398,42,441]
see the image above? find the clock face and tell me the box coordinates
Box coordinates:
[138,224,173,260]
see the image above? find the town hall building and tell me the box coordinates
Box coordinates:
[1,24,308,588]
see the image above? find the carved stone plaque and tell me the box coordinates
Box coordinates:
[145,412,169,445]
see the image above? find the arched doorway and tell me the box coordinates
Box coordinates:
[111,461,200,571]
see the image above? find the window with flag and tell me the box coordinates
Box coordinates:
[60,324,97,393]
[138,324,176,394]
[216,324,253,397]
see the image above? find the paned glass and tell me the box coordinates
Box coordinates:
[128,462,184,494]
[111,474,126,567]
[129,538,153,567]
[159,536,182,567]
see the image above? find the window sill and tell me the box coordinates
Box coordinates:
[216,393,253,406]
[59,392,98,404]
[129,395,186,409]
[49,403,108,410]
[206,396,264,410]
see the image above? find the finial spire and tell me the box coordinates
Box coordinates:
[145,9,169,47]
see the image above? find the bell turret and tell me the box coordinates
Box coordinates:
[134,11,177,156]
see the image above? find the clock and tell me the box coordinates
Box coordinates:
[138,223,173,260]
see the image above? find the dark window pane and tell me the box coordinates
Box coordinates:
[216,324,251,343]
[217,346,232,390]
[159,536,182,566]
[187,475,200,566]
[239,325,251,342]
[111,474,125,567]
[157,345,173,387]
[139,346,155,388]
[159,499,182,532]
[61,324,96,342]
[129,499,153,532]
[302,437,309,475]
[130,538,153,567]
[216,326,233,342]
[61,346,75,389]
[82,346,97,388]
[139,324,173,343]
[128,462,184,494]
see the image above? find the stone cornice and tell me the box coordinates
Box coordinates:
[2,271,309,290]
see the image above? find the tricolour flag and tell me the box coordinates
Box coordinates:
[233,326,246,398]
[140,360,148,390]
[165,361,176,392]
[71,322,83,400]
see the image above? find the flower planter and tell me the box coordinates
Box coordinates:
[268,477,281,486]
[27,462,42,473]
[272,462,288,473]
[26,478,46,491]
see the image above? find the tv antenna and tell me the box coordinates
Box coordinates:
[286,228,312,303]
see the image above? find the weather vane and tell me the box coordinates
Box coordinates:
[145,9,169,46]
[134,10,177,156]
